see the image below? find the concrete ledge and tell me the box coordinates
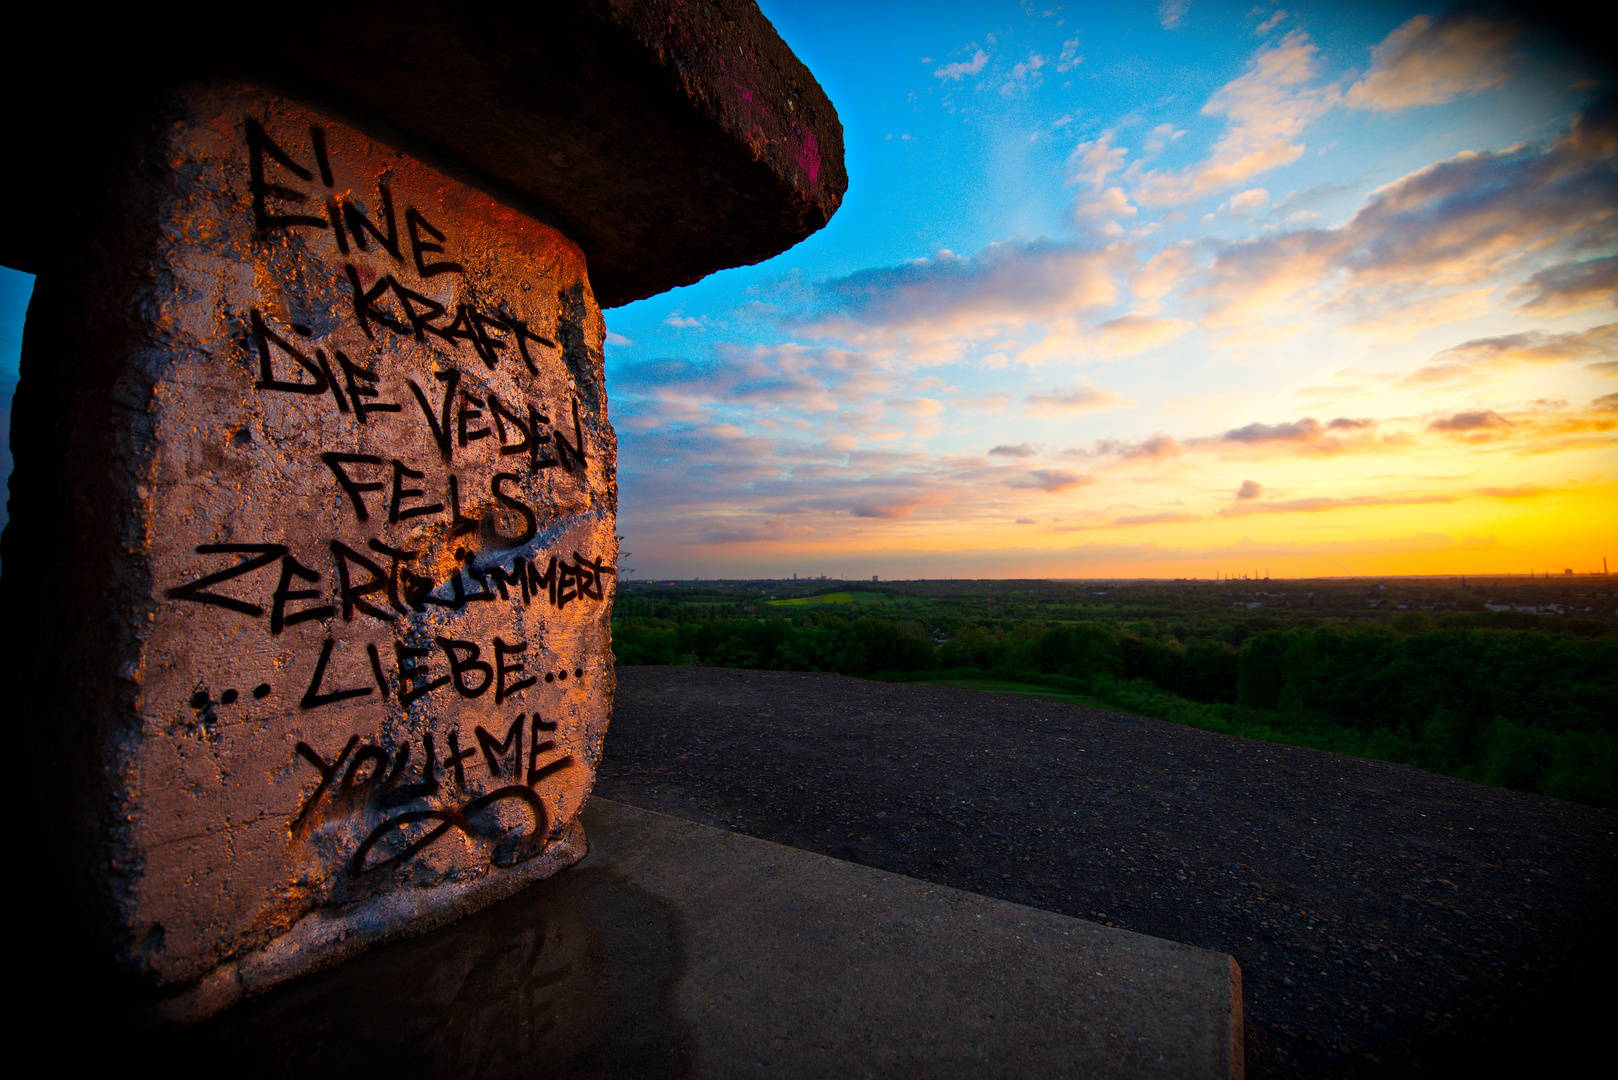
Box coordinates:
[580,798,1243,1079]
[184,797,1242,1078]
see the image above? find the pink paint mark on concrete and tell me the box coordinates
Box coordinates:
[795,131,820,187]
[725,79,818,188]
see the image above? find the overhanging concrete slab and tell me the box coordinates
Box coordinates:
[181,797,1243,1078]
[1,1,846,308]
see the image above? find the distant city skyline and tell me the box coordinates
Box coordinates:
[2,3,1613,579]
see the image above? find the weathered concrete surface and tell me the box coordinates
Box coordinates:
[578,799,1244,1079]
[6,81,617,1020]
[177,797,1244,1077]
[1,0,847,308]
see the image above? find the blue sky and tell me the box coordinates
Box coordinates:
[2,3,1613,578]
[0,268,25,381]
[0,266,25,537]
[601,1,1615,578]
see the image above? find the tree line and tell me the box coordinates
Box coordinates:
[611,608,1617,809]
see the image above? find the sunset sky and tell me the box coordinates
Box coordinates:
[603,1,1615,580]
[1,2,1613,580]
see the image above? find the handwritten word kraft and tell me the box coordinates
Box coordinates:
[23,83,619,1019]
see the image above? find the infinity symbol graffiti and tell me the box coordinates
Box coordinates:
[351,784,548,874]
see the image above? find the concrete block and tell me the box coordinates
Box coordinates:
[8,81,617,1019]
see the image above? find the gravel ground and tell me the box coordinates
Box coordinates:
[594,666,1618,1078]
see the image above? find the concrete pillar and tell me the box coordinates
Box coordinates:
[1,0,843,1023]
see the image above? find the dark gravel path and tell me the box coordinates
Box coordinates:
[594,667,1618,1078]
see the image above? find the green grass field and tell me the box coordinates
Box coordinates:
[921,678,1116,711]
[765,592,893,608]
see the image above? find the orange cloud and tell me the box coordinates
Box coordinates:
[1132,241,1197,305]
[1093,312,1189,355]
[850,492,950,519]
[1005,469,1090,493]
[1219,493,1456,516]
[1114,511,1199,526]
[1344,13,1520,112]
[1428,409,1512,433]
[1024,383,1124,414]
[1403,323,1617,385]
[1222,416,1328,442]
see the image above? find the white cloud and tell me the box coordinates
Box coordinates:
[1159,0,1192,31]
[1133,241,1197,304]
[809,240,1125,351]
[935,50,989,81]
[1227,187,1270,213]
[611,344,900,420]
[1132,31,1339,207]
[1144,123,1186,155]
[1057,36,1083,72]
[1007,53,1046,85]
[1068,131,1127,189]
[1072,185,1137,233]
[1255,10,1287,36]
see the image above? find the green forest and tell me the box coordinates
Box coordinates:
[610,576,1618,809]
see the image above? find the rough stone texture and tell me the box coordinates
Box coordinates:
[6,81,618,1019]
[169,798,1244,1079]
[1,0,847,309]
